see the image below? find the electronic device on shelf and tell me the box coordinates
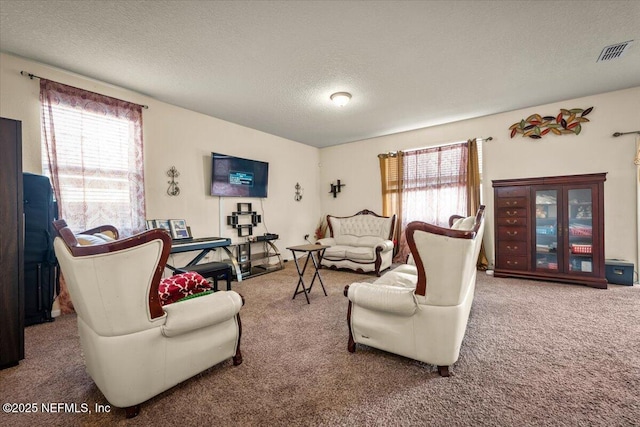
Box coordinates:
[256,233,278,241]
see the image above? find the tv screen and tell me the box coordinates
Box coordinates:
[211,153,269,198]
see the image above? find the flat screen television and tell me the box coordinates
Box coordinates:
[211,152,269,198]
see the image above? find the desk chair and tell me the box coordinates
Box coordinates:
[176,261,233,291]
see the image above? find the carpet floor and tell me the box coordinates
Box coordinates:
[1,262,638,426]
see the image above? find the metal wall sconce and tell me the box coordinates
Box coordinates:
[329,179,345,198]
[294,182,303,201]
[167,166,180,196]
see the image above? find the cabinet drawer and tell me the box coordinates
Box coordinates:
[497,242,528,256]
[497,208,527,218]
[496,197,527,209]
[497,226,527,241]
[497,256,528,270]
[496,217,527,227]
[496,186,528,197]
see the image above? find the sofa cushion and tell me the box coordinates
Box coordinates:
[451,216,476,231]
[335,235,360,246]
[345,246,376,261]
[93,232,115,242]
[356,236,386,247]
[324,245,348,260]
[388,264,418,276]
[374,270,417,289]
[76,234,111,245]
[348,282,417,316]
[335,235,385,248]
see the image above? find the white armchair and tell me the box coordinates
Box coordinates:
[52,220,244,418]
[344,206,485,376]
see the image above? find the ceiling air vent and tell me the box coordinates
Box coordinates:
[597,40,633,62]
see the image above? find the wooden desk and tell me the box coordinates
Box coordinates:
[169,237,242,281]
[286,244,329,304]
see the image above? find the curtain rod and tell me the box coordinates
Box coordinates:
[378,136,493,156]
[612,131,640,137]
[20,71,149,109]
[399,136,494,154]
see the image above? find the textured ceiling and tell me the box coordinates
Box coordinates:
[1,0,639,148]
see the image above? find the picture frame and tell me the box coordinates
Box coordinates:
[155,219,171,233]
[169,219,190,239]
[145,220,156,230]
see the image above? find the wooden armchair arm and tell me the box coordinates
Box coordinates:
[52,219,172,319]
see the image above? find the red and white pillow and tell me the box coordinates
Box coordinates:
[158,272,212,306]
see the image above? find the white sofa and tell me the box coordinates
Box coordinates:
[317,209,396,276]
[344,206,485,376]
[52,220,244,418]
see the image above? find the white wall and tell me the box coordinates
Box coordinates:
[0,53,321,264]
[319,87,640,268]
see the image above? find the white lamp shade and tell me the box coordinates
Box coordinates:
[330,92,351,107]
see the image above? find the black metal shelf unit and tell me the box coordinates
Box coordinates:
[227,203,261,237]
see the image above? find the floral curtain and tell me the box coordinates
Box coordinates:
[40,79,145,236]
[395,142,468,262]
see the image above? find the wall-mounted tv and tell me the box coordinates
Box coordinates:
[211,152,269,198]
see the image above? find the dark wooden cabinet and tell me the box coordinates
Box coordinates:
[493,173,606,288]
[0,117,25,368]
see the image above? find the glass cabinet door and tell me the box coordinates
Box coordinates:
[535,190,558,271]
[567,188,593,273]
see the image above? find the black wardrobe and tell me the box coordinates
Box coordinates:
[23,172,58,326]
[1,118,58,370]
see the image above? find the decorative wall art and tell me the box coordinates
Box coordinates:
[509,107,593,139]
[167,166,180,196]
[294,182,303,201]
[329,179,345,198]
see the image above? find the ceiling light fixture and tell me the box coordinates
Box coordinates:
[330,92,351,107]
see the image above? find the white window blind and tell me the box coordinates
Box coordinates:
[40,80,145,236]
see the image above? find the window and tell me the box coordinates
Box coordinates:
[40,79,145,236]
[382,139,484,263]
[402,142,469,228]
[402,139,484,226]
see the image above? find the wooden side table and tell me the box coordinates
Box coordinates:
[286,244,329,304]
